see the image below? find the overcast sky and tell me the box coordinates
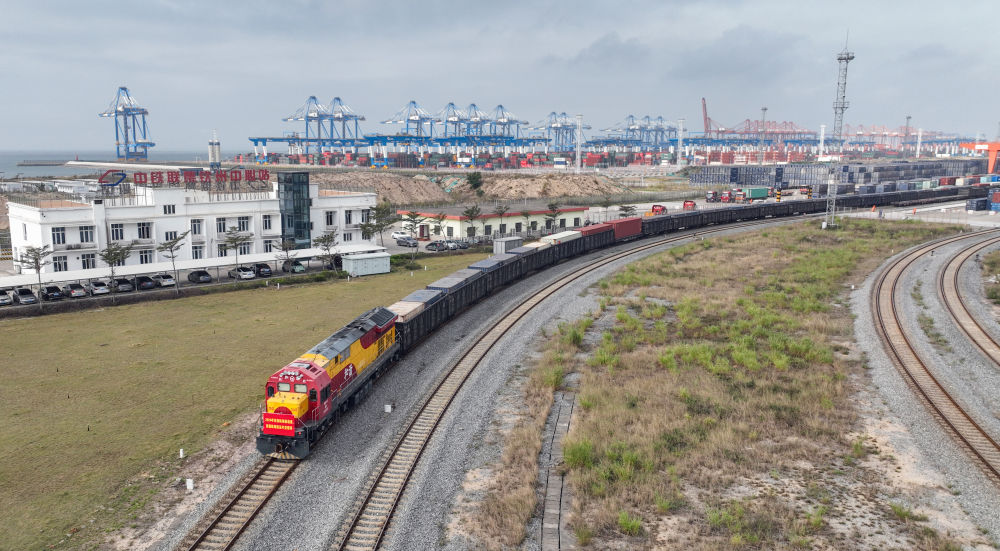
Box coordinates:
[2,0,997,153]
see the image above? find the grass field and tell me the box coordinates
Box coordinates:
[0,252,484,551]
[477,219,970,549]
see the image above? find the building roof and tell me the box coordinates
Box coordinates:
[396,206,588,220]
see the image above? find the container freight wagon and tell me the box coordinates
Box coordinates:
[427,270,486,320]
[605,217,643,241]
[543,230,584,261]
[520,241,555,270]
[468,254,523,290]
[578,223,615,251]
[392,289,446,352]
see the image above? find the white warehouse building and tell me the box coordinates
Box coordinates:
[7,171,379,276]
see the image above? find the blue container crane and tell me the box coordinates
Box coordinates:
[99,86,155,161]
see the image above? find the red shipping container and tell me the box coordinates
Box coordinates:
[606,217,642,241]
[579,223,612,236]
[990,191,1000,203]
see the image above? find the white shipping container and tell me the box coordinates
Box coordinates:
[541,230,582,245]
[342,252,391,276]
[386,301,424,322]
[493,236,524,254]
[522,241,551,250]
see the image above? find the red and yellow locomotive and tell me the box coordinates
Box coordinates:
[256,307,398,458]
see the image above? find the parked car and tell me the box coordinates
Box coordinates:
[396,236,419,248]
[61,283,87,298]
[132,276,157,290]
[87,280,110,296]
[252,263,273,277]
[443,240,460,250]
[282,260,305,273]
[151,274,176,287]
[229,266,256,280]
[390,231,410,240]
[187,270,213,284]
[449,239,469,250]
[113,278,134,292]
[13,287,37,304]
[0,289,12,306]
[40,285,65,301]
[426,241,449,252]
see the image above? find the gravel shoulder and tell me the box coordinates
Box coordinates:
[849,234,1000,548]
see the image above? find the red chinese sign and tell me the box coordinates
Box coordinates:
[130,169,270,185]
[262,412,296,436]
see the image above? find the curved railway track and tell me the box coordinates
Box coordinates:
[332,219,779,551]
[180,458,297,551]
[938,234,1000,365]
[873,231,1000,484]
[176,215,806,551]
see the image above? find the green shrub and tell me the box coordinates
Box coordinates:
[617,511,642,536]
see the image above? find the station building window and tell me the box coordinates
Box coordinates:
[53,255,67,272]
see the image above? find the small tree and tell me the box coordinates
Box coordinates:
[156,230,190,295]
[520,210,532,236]
[222,226,253,269]
[544,202,561,232]
[367,200,397,246]
[14,245,52,312]
[313,230,339,269]
[493,204,509,236]
[431,212,448,236]
[619,204,637,218]
[467,172,483,196]
[462,204,481,238]
[275,239,298,271]
[98,242,134,304]
[599,194,614,222]
[402,211,425,239]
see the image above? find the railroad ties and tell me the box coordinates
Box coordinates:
[874,231,1000,484]
[333,219,778,550]
[183,458,297,551]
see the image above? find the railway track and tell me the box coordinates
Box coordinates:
[332,219,779,551]
[180,458,297,551]
[938,234,1000,366]
[873,231,1000,484]
[175,216,803,551]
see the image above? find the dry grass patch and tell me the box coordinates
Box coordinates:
[470,319,591,549]
[559,218,966,548]
[0,252,484,551]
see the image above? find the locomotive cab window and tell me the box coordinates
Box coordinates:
[321,386,330,402]
[295,383,307,393]
[309,389,317,402]
[267,386,275,397]
[278,382,290,392]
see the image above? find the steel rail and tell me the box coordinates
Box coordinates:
[332,219,779,551]
[873,232,1000,485]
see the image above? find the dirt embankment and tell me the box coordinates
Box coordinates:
[309,172,450,204]
[479,173,623,199]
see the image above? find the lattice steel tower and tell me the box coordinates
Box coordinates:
[826,43,854,229]
[831,45,854,149]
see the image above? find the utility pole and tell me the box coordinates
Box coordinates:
[676,118,685,166]
[758,106,768,164]
[903,115,912,157]
[575,114,582,174]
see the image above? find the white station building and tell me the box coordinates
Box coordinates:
[5,170,382,284]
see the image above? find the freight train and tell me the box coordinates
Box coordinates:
[257,185,988,458]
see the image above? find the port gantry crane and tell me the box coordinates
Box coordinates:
[531,112,591,151]
[382,100,439,137]
[599,115,677,148]
[282,96,331,155]
[99,86,155,161]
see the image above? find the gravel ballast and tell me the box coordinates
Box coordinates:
[850,233,1000,545]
